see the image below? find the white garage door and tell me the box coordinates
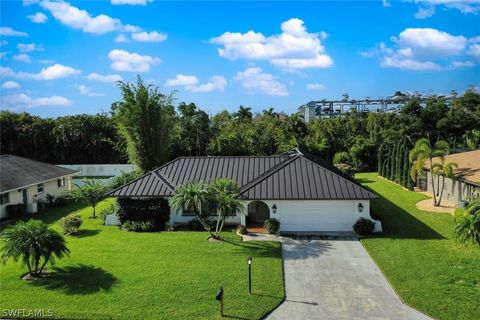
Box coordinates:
[279,201,356,232]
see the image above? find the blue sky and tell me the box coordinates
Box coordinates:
[1,0,479,117]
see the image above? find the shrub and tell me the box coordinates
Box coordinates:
[54,196,67,207]
[59,214,83,235]
[46,194,55,207]
[234,224,248,235]
[353,218,375,235]
[264,218,280,234]
[110,170,142,189]
[121,220,155,232]
[117,197,170,231]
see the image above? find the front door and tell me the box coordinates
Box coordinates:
[247,201,270,226]
[22,189,28,204]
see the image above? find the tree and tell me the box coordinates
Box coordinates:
[454,198,480,245]
[66,180,107,218]
[112,76,175,172]
[432,157,458,206]
[210,179,245,239]
[170,182,214,238]
[378,144,384,176]
[409,138,450,206]
[1,220,70,277]
[233,105,253,122]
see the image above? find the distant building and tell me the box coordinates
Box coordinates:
[0,155,79,219]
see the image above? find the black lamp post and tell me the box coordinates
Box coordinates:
[247,256,252,294]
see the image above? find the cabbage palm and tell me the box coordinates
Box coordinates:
[210,179,244,239]
[409,138,450,206]
[1,220,70,277]
[170,182,214,237]
[432,158,458,206]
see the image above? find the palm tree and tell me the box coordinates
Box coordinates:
[66,180,107,218]
[1,220,70,277]
[454,197,480,245]
[262,107,277,118]
[432,158,458,206]
[233,106,253,122]
[210,179,244,239]
[170,182,214,238]
[409,138,450,206]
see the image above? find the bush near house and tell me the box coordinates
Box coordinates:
[353,217,375,235]
[117,197,170,231]
[264,218,280,234]
[59,214,83,235]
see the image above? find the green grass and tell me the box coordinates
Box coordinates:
[0,200,284,320]
[356,173,480,320]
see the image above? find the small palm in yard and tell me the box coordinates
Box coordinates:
[1,220,70,278]
[66,180,107,218]
[432,157,458,204]
[454,198,480,245]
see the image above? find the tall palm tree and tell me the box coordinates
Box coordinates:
[409,138,450,206]
[170,182,214,237]
[210,179,244,239]
[432,158,458,206]
[233,106,253,122]
[1,220,70,277]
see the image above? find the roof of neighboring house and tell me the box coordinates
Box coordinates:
[0,155,80,193]
[424,149,480,186]
[108,149,377,200]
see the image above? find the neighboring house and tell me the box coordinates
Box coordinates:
[57,164,136,188]
[0,155,79,219]
[108,149,379,233]
[422,149,480,207]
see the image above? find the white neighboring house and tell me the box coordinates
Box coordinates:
[108,149,380,233]
[0,155,79,219]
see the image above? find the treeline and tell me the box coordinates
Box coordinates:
[1,87,479,170]
[378,139,413,190]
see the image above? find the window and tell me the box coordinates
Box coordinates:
[37,183,44,193]
[0,193,9,205]
[57,177,66,187]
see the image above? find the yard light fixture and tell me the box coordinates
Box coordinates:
[247,256,252,294]
[357,203,364,212]
[272,204,277,214]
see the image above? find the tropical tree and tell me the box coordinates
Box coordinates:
[432,157,458,206]
[112,76,175,172]
[233,105,253,122]
[454,197,480,245]
[170,182,214,238]
[1,220,70,277]
[66,180,107,218]
[409,138,450,206]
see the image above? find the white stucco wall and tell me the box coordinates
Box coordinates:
[425,171,476,206]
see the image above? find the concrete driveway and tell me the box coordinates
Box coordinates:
[251,235,433,320]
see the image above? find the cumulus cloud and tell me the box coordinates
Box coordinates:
[2,81,21,89]
[108,49,160,72]
[28,12,48,23]
[2,64,81,80]
[306,83,326,90]
[164,74,199,87]
[235,67,288,96]
[115,34,129,43]
[363,28,476,71]
[0,27,28,37]
[77,84,104,96]
[111,0,152,5]
[1,93,72,109]
[468,44,480,58]
[411,0,480,18]
[17,43,43,52]
[211,18,333,70]
[164,74,227,92]
[13,54,32,63]
[87,72,123,83]
[131,31,167,42]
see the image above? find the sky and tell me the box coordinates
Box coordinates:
[0,0,479,118]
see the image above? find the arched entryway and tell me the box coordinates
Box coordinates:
[247,201,270,227]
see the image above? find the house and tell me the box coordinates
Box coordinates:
[108,149,379,233]
[0,155,79,219]
[422,149,480,207]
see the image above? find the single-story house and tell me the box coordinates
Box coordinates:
[422,149,480,207]
[108,149,379,233]
[0,155,79,219]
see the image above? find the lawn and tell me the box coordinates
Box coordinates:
[0,200,284,320]
[356,173,480,320]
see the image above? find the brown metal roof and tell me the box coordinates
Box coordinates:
[108,150,377,200]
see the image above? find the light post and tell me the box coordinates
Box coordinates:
[247,256,252,294]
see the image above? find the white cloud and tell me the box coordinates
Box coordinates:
[39,59,54,64]
[131,31,167,42]
[111,0,153,5]
[115,34,129,43]
[467,44,480,58]
[450,60,475,68]
[13,54,32,63]
[364,28,475,71]
[306,83,326,90]
[2,81,21,89]
[414,5,436,18]
[211,18,333,70]
[412,0,480,18]
[0,27,28,37]
[87,72,123,83]
[123,24,142,33]
[235,67,289,96]
[17,43,43,52]
[382,0,391,7]
[164,74,199,87]
[2,64,81,80]
[108,49,161,72]
[28,12,48,23]
[76,84,104,96]
[1,93,72,109]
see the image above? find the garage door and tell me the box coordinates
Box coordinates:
[279,201,355,232]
